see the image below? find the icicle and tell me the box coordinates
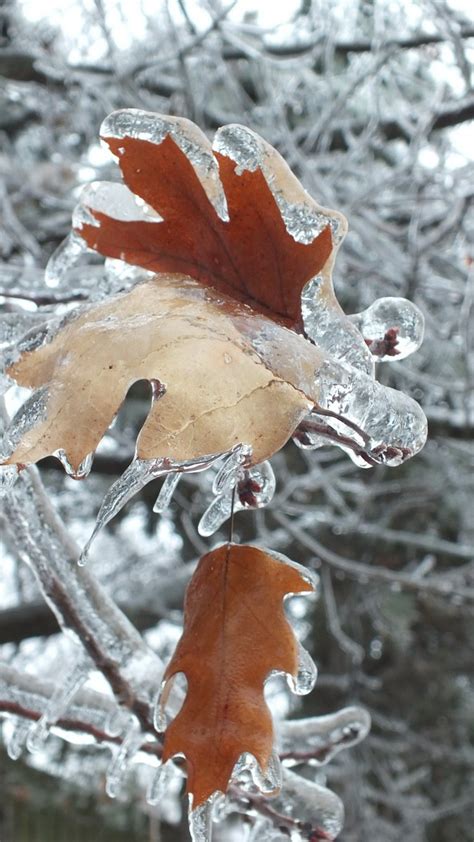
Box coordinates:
[147,761,176,806]
[106,715,143,798]
[278,706,371,766]
[0,464,19,497]
[27,657,91,752]
[4,718,30,760]
[153,472,181,513]
[189,793,222,842]
[54,449,94,480]
[286,643,317,696]
[153,678,169,733]
[350,297,424,361]
[80,458,168,563]
[198,492,233,537]
[45,230,90,288]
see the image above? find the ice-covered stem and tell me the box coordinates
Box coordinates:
[1,468,164,735]
[278,706,371,765]
[0,662,163,754]
[229,768,344,840]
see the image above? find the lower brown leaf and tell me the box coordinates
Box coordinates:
[160,543,316,807]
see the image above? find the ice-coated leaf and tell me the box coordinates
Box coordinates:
[75,109,346,328]
[1,109,427,501]
[159,543,317,808]
[2,276,319,474]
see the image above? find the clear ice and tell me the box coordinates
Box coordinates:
[106,715,143,798]
[286,642,318,696]
[231,751,282,796]
[27,657,91,752]
[269,768,344,840]
[188,793,223,842]
[153,472,181,513]
[278,706,371,766]
[350,297,424,361]
[198,459,275,537]
[45,230,90,289]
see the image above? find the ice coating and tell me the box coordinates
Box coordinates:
[45,230,90,289]
[213,123,347,246]
[1,386,49,461]
[100,109,229,222]
[199,460,276,537]
[0,464,19,496]
[189,794,221,842]
[311,357,428,467]
[265,768,344,840]
[278,706,371,765]
[350,296,425,361]
[232,750,282,795]
[302,274,374,374]
[4,718,30,760]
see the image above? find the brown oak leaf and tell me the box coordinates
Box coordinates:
[160,543,316,807]
[76,109,347,328]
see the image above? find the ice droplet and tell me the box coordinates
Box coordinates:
[153,472,181,513]
[286,643,318,696]
[45,230,89,288]
[198,491,233,537]
[350,297,424,361]
[54,449,94,479]
[27,657,90,752]
[106,716,143,799]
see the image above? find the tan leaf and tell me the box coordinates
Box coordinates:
[3,275,323,472]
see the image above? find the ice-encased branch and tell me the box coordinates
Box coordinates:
[1,467,164,734]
